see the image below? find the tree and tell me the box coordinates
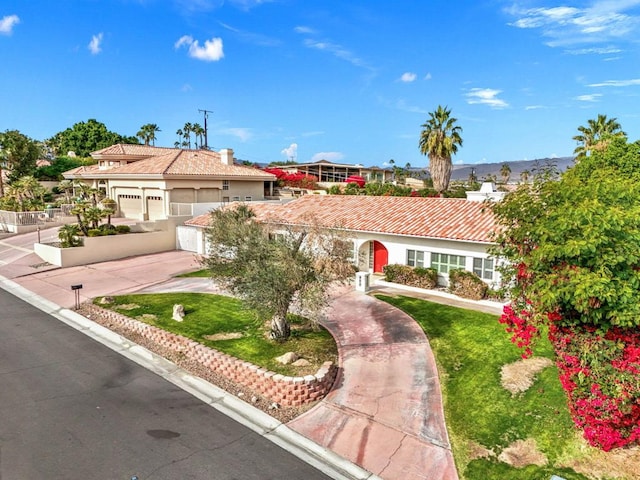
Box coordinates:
[192,123,204,149]
[491,138,640,450]
[202,204,354,340]
[46,119,138,158]
[58,224,82,248]
[419,106,463,194]
[572,114,626,161]
[500,163,511,184]
[182,122,193,149]
[34,156,91,181]
[136,123,161,146]
[0,130,41,192]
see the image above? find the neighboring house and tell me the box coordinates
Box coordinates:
[63,144,276,221]
[278,160,393,187]
[181,194,500,286]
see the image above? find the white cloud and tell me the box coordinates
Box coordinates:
[588,78,640,87]
[281,143,298,160]
[88,33,103,55]
[301,131,324,137]
[311,151,344,162]
[303,38,373,71]
[0,14,19,35]
[506,1,640,48]
[294,25,316,34]
[400,72,417,82]
[220,22,280,46]
[219,127,252,142]
[424,72,432,80]
[465,88,509,109]
[575,93,602,101]
[175,35,224,61]
[566,45,622,54]
[525,105,545,110]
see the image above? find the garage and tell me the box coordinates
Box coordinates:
[118,194,142,219]
[146,196,165,220]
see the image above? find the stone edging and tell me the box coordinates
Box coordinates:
[82,304,338,407]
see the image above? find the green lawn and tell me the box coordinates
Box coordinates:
[94,292,337,376]
[375,294,593,480]
[176,269,210,278]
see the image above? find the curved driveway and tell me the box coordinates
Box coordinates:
[288,288,458,480]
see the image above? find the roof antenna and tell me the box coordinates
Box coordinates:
[198,108,213,150]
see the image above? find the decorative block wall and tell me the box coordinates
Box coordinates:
[82,304,338,406]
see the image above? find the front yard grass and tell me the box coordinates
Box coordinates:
[94,292,337,376]
[376,294,594,480]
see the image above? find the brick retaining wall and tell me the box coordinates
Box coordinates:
[82,304,338,406]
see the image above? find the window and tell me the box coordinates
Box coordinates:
[222,180,230,191]
[430,252,465,274]
[222,196,230,203]
[473,257,494,281]
[407,249,426,268]
[244,196,252,201]
[232,196,240,201]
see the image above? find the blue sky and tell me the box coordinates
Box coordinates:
[1,1,640,167]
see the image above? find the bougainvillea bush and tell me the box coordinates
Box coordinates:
[263,167,318,189]
[491,137,640,450]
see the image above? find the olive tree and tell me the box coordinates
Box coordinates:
[202,204,355,341]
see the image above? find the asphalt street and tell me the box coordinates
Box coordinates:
[0,288,334,480]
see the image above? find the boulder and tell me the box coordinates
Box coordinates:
[275,352,299,365]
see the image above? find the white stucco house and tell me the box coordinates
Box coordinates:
[180,194,501,286]
[63,144,276,221]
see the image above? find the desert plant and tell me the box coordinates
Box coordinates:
[115,224,131,234]
[58,224,83,248]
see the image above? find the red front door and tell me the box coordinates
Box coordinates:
[373,241,388,273]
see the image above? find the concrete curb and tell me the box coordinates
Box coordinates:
[0,275,381,480]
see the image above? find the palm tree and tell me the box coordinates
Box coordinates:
[147,124,160,146]
[500,163,511,184]
[192,123,204,149]
[183,122,193,149]
[176,129,184,149]
[419,105,463,194]
[58,224,82,248]
[573,114,626,161]
[137,124,161,146]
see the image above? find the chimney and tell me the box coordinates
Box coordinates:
[220,148,234,166]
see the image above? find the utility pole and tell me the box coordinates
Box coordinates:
[198,108,213,149]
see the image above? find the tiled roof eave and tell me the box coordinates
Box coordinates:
[249,219,497,244]
[163,173,276,180]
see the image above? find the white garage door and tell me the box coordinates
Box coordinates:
[118,195,142,219]
[147,196,164,220]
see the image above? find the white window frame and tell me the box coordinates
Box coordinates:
[430,252,465,274]
[473,257,495,281]
[222,180,230,191]
[406,249,426,268]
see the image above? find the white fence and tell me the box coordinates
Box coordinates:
[0,205,75,233]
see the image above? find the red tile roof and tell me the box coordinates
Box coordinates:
[65,148,274,179]
[186,195,499,243]
[91,144,178,157]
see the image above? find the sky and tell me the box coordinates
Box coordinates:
[1,0,640,167]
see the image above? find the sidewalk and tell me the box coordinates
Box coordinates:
[0,236,499,480]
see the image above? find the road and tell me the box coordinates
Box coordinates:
[0,288,333,480]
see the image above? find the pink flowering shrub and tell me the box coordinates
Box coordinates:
[549,325,640,451]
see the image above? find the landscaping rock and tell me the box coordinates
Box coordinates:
[99,296,114,305]
[292,358,311,367]
[172,304,185,322]
[275,352,299,364]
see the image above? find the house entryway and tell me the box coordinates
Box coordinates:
[372,241,388,273]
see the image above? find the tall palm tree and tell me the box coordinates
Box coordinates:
[183,122,193,149]
[176,129,184,149]
[146,124,160,146]
[419,105,463,194]
[192,123,204,149]
[500,163,511,184]
[573,114,626,161]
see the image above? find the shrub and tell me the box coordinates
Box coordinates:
[448,269,488,300]
[87,229,104,237]
[115,225,131,234]
[383,264,437,289]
